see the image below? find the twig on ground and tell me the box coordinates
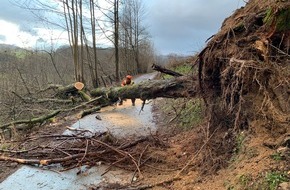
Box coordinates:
[78,139,89,166]
[131,144,149,183]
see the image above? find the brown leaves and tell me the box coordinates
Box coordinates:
[254,39,269,61]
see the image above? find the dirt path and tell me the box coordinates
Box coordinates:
[0,72,158,190]
[64,72,158,139]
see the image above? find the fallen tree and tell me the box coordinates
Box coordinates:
[0,96,102,130]
[54,82,85,98]
[90,76,198,102]
[0,110,61,130]
[1,76,198,131]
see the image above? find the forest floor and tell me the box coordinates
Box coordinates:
[1,97,289,190]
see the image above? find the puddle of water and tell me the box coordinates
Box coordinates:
[0,165,131,190]
[63,72,158,138]
[63,99,156,138]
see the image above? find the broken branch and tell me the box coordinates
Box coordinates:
[152,64,183,77]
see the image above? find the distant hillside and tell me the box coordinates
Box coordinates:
[0,44,21,51]
[0,43,153,87]
[0,44,33,59]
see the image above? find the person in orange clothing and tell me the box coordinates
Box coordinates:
[119,75,136,106]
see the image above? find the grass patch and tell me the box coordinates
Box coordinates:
[229,132,248,163]
[270,152,283,161]
[224,180,235,190]
[178,99,203,129]
[160,98,204,130]
[234,132,246,154]
[162,63,192,79]
[173,63,192,75]
[226,170,289,190]
[238,174,253,188]
[264,7,290,32]
[235,171,289,190]
[14,51,27,59]
[265,171,288,190]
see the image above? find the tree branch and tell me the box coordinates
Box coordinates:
[152,64,183,77]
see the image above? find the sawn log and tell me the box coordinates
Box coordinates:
[90,76,198,102]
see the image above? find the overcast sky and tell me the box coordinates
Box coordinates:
[145,0,245,55]
[0,0,245,55]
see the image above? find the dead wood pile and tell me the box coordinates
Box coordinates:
[0,131,166,179]
[0,82,101,131]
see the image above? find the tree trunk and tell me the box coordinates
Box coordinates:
[114,0,120,81]
[90,76,198,102]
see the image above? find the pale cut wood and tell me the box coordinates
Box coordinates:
[74,82,85,90]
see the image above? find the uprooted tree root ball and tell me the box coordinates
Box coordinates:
[196,0,289,174]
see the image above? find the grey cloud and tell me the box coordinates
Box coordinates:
[0,0,245,55]
[146,0,245,55]
[19,24,38,36]
[36,38,46,43]
[0,0,56,36]
[0,0,37,25]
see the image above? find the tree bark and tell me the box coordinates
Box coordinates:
[0,110,61,130]
[0,96,103,130]
[55,82,85,98]
[114,0,120,81]
[90,76,198,101]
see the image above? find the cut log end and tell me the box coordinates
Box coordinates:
[74,82,85,90]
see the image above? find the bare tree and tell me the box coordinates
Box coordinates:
[62,0,83,83]
[89,0,99,88]
[13,0,154,85]
[120,0,152,73]
[62,0,103,86]
[114,0,120,81]
[99,0,121,81]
